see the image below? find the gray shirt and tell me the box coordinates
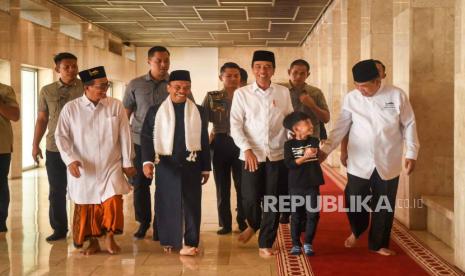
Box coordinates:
[38,79,84,152]
[281,82,329,139]
[123,71,194,145]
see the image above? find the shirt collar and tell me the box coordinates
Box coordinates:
[145,71,169,83]
[288,80,307,92]
[80,94,108,108]
[252,81,274,95]
[58,78,78,88]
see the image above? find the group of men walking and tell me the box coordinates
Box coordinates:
[0,45,419,258]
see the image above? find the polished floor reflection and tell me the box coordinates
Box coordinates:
[0,168,277,276]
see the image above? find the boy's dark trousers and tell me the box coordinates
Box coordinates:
[211,133,246,230]
[290,186,320,246]
[345,169,399,251]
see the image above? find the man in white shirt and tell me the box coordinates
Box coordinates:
[320,59,419,256]
[340,59,387,166]
[55,66,136,255]
[230,50,294,256]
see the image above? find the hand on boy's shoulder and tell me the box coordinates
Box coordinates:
[304,148,318,159]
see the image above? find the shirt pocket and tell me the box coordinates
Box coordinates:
[47,96,61,119]
[380,106,400,125]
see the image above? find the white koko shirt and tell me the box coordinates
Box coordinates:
[230,82,294,162]
[55,95,134,204]
[321,84,420,180]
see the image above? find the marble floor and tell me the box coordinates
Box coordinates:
[0,168,277,276]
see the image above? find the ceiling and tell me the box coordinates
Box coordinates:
[50,0,331,47]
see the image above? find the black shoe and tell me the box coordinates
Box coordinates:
[279,215,290,224]
[217,227,232,235]
[0,223,7,233]
[46,231,67,241]
[134,224,149,239]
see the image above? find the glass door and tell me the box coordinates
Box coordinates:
[21,67,38,170]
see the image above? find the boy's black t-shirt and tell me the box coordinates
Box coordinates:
[284,137,325,194]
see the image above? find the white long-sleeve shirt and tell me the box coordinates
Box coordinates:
[230,82,294,162]
[55,95,134,204]
[321,84,420,180]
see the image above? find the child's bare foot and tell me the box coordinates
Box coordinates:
[258,248,278,257]
[180,246,199,256]
[344,233,357,248]
[238,227,255,244]
[163,246,173,253]
[81,238,101,255]
[374,248,396,256]
[105,233,121,254]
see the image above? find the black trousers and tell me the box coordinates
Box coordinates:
[0,153,11,231]
[241,159,287,248]
[345,169,399,251]
[212,134,246,230]
[132,144,153,227]
[290,187,320,247]
[45,151,68,234]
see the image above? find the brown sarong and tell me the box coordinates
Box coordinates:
[72,195,124,248]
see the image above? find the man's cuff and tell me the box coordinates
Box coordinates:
[62,154,79,167]
[143,161,154,167]
[123,159,133,168]
[321,144,331,155]
[405,151,418,160]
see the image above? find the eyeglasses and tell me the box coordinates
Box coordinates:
[92,82,111,90]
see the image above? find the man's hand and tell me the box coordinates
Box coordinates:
[405,159,416,175]
[244,149,258,172]
[209,132,215,144]
[318,150,328,164]
[340,150,348,167]
[123,167,137,178]
[299,94,316,108]
[304,148,318,159]
[201,172,210,185]
[68,161,82,178]
[32,145,43,164]
[143,163,155,179]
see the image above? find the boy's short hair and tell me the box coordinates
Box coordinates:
[290,59,310,71]
[54,52,77,65]
[147,46,170,58]
[220,62,241,74]
[283,111,311,131]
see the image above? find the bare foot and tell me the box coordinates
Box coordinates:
[81,238,101,255]
[259,248,278,257]
[105,233,121,254]
[344,233,357,248]
[375,248,396,256]
[180,246,199,256]
[179,255,200,270]
[238,227,255,244]
[163,246,173,253]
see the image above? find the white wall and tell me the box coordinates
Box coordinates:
[0,59,11,84]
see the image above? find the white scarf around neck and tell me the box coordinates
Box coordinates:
[153,98,202,161]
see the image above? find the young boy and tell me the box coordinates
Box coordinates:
[283,111,325,256]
